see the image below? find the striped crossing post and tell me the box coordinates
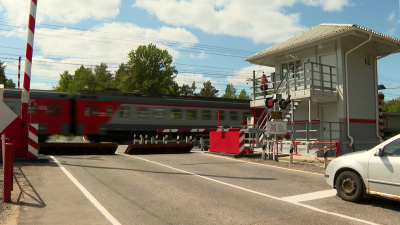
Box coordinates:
[21,0,38,158]
[27,124,38,158]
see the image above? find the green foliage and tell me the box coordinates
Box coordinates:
[222,83,237,99]
[382,97,400,113]
[0,61,16,88]
[93,63,113,91]
[53,70,73,92]
[114,63,134,92]
[126,43,178,94]
[237,89,251,100]
[72,65,95,91]
[199,80,218,98]
[180,81,197,96]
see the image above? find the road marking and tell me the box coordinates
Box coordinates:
[281,189,337,203]
[50,156,121,225]
[205,153,324,176]
[119,153,378,225]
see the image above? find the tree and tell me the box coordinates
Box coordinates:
[199,80,218,98]
[126,43,178,94]
[0,61,16,88]
[180,81,196,96]
[72,65,95,92]
[222,83,237,99]
[53,70,73,92]
[114,63,134,92]
[93,63,113,91]
[237,89,251,100]
[382,97,400,113]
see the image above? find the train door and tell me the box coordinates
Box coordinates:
[45,103,61,134]
[84,105,98,134]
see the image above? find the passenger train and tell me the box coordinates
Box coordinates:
[3,89,263,143]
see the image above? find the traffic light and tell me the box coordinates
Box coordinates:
[265,97,278,108]
[279,96,291,109]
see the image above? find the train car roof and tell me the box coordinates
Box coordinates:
[74,91,252,109]
[3,88,70,99]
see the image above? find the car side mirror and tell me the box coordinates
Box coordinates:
[374,148,383,156]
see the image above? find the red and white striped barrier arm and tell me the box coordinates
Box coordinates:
[21,0,37,123]
[27,124,38,158]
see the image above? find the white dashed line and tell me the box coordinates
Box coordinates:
[281,189,337,203]
[119,153,378,225]
[50,156,121,225]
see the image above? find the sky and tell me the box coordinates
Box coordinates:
[0,0,400,99]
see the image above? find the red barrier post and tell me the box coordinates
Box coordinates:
[3,143,14,203]
[335,142,340,157]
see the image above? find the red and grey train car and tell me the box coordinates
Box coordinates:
[3,89,263,143]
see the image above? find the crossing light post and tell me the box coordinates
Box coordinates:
[265,97,278,109]
[278,95,292,109]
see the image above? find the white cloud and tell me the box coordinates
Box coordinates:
[225,65,275,87]
[134,0,351,44]
[190,51,209,59]
[388,11,395,22]
[302,0,350,11]
[134,0,305,44]
[0,0,121,25]
[174,72,217,91]
[386,28,396,36]
[31,83,53,90]
[34,22,198,62]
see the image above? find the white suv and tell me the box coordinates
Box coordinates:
[325,134,400,202]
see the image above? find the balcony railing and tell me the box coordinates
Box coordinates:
[252,62,337,100]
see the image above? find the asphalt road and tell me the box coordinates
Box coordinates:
[15,150,400,225]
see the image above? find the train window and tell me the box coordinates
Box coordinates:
[119,106,130,118]
[27,103,37,114]
[106,106,113,117]
[91,106,98,116]
[229,111,238,121]
[137,107,150,118]
[54,104,61,115]
[219,111,225,120]
[154,108,166,119]
[84,106,91,116]
[242,111,250,121]
[186,110,197,120]
[201,110,212,120]
[46,104,54,115]
[170,109,182,119]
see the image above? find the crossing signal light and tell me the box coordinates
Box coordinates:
[265,97,278,108]
[279,96,291,109]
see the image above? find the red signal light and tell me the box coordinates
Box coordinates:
[265,98,278,109]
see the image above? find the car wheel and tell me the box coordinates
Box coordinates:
[335,171,364,202]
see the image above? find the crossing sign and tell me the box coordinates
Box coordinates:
[266,122,287,134]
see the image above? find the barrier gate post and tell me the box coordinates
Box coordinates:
[3,143,14,203]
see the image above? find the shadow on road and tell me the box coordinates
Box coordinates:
[10,165,46,208]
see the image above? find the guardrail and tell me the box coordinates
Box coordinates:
[263,140,340,168]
